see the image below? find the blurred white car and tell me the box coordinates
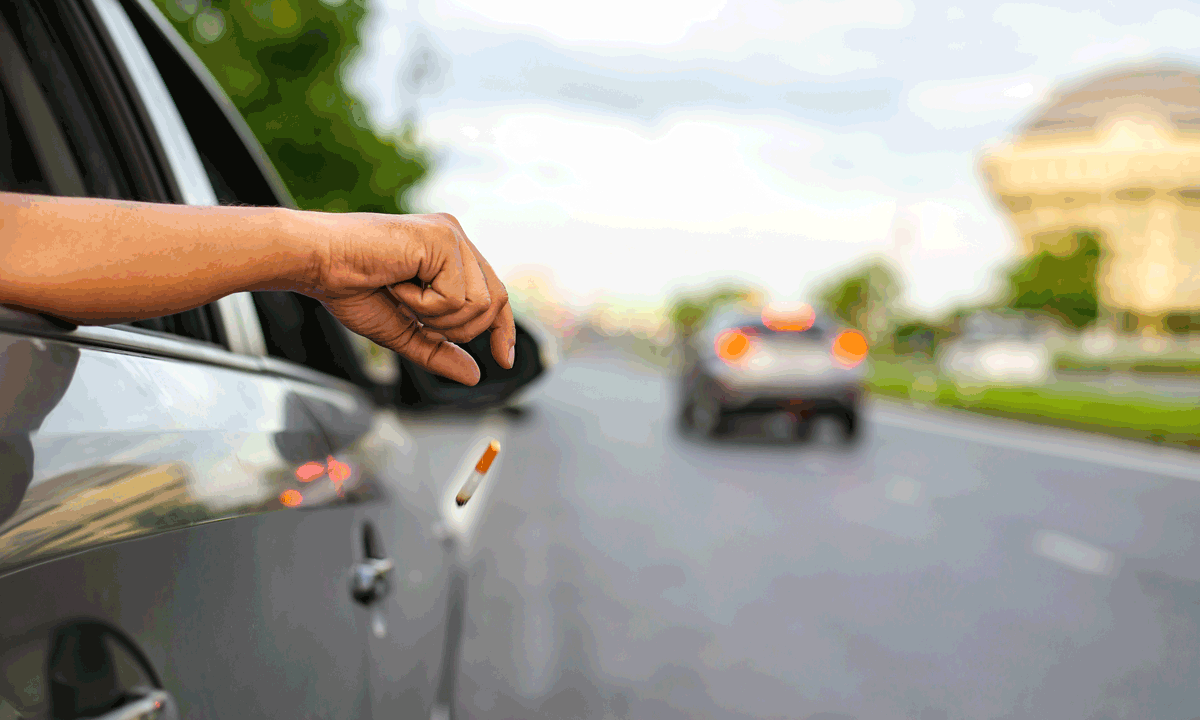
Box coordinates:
[939,340,1053,384]
[937,312,1054,384]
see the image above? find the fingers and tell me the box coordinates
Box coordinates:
[395,238,492,331]
[386,214,471,317]
[326,291,481,386]
[392,222,515,369]
[490,301,516,370]
[462,235,517,369]
[326,211,515,372]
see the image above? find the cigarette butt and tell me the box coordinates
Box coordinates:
[457,440,501,506]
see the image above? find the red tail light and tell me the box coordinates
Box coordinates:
[832,329,868,368]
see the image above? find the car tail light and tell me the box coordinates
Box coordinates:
[832,329,868,367]
[715,327,755,364]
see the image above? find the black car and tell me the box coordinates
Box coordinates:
[0,1,549,718]
[678,302,867,441]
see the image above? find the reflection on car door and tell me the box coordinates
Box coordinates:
[252,291,457,718]
[0,327,381,718]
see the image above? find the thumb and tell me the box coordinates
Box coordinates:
[327,291,481,386]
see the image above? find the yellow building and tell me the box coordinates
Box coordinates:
[979,63,1200,330]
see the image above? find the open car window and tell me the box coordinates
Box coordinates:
[0,0,225,347]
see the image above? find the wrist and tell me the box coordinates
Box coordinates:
[271,207,330,296]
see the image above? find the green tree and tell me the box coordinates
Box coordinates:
[153,0,431,213]
[667,283,763,339]
[1006,230,1101,330]
[816,258,902,343]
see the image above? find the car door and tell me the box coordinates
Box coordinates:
[248,289,467,718]
[0,1,374,717]
[105,1,475,715]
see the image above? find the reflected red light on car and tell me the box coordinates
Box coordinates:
[832,330,869,367]
[715,328,754,364]
[762,302,815,332]
[295,461,325,482]
[327,456,351,496]
[279,489,303,508]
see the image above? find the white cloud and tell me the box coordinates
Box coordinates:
[908,74,1051,130]
[947,6,964,20]
[993,5,1200,73]
[421,0,913,74]
[431,0,728,45]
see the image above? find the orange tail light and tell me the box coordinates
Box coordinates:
[715,328,755,364]
[832,329,868,368]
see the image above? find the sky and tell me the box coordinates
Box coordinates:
[343,0,1200,317]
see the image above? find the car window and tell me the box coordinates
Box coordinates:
[100,2,399,385]
[0,86,53,196]
[0,0,145,200]
[116,0,293,208]
[252,290,392,391]
[0,12,85,197]
[0,0,225,347]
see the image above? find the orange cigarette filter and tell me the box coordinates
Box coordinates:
[458,440,501,506]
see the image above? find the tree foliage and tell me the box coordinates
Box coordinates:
[667,283,763,338]
[153,0,431,213]
[1006,230,1101,330]
[816,258,902,341]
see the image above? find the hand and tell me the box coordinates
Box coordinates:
[296,211,514,386]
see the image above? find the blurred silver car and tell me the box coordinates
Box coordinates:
[678,303,868,440]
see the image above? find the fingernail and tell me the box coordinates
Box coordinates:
[507,346,515,368]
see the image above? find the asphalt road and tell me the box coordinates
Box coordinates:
[425,349,1200,720]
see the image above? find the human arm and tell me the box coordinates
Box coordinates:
[0,192,513,386]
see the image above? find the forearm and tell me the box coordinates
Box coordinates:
[0,193,322,324]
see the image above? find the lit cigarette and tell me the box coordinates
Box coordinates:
[456,440,500,506]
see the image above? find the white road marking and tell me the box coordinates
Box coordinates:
[1032,530,1116,576]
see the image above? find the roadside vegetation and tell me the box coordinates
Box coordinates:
[868,354,1200,451]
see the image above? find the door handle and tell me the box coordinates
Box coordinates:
[351,558,393,605]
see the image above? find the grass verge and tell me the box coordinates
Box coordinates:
[869,359,1200,451]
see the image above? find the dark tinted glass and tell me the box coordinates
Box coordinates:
[0,88,51,194]
[0,0,132,199]
[253,290,376,388]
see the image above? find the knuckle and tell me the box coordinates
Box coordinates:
[468,297,490,315]
[443,327,471,343]
[387,322,422,353]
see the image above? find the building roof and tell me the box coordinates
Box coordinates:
[1020,62,1200,136]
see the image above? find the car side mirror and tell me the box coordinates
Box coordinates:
[393,319,554,409]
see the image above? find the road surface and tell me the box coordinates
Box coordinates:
[413,348,1200,720]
